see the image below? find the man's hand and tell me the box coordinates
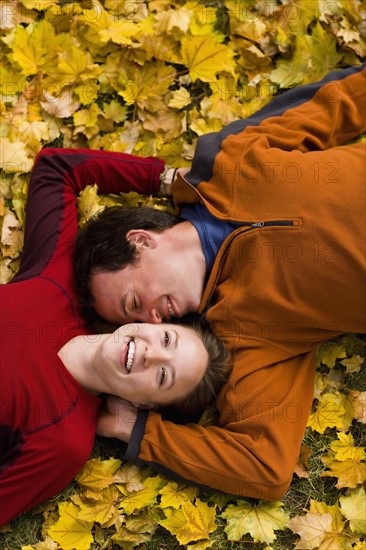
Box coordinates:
[97,396,138,442]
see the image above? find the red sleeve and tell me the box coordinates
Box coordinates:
[12,149,164,283]
[0,412,96,526]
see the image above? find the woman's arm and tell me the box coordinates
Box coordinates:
[12,149,165,283]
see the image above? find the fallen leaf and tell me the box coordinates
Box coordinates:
[339,486,366,534]
[48,502,94,550]
[159,481,197,509]
[330,432,366,462]
[287,512,332,549]
[180,35,235,82]
[114,462,146,493]
[221,500,289,543]
[321,456,366,489]
[119,475,166,514]
[0,138,33,173]
[75,457,122,499]
[159,499,217,545]
[72,485,120,525]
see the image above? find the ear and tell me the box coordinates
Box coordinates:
[126,229,158,250]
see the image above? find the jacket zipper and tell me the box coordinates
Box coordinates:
[200,219,295,315]
[250,220,294,228]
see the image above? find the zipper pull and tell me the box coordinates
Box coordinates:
[252,221,265,228]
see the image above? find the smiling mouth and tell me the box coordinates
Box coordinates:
[167,297,174,319]
[125,339,135,373]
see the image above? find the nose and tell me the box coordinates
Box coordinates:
[144,346,166,368]
[149,307,163,324]
[136,308,162,325]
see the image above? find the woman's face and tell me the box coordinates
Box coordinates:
[94,323,208,406]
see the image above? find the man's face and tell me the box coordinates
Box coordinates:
[90,238,204,324]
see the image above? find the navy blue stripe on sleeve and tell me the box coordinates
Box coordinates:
[186,64,366,187]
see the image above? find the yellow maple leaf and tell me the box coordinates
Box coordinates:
[159,481,197,509]
[168,87,191,109]
[187,0,220,37]
[330,433,366,462]
[120,475,166,514]
[47,502,94,550]
[99,20,139,45]
[237,44,272,73]
[200,93,242,126]
[75,457,121,499]
[307,392,346,433]
[54,43,102,85]
[102,100,128,124]
[7,20,56,75]
[221,500,289,543]
[321,457,366,489]
[180,35,235,82]
[0,138,33,173]
[123,507,163,535]
[159,499,216,545]
[74,103,101,129]
[77,184,104,226]
[340,354,364,373]
[269,36,311,89]
[304,21,343,75]
[287,511,333,549]
[317,342,347,369]
[190,116,223,137]
[117,60,176,108]
[72,485,120,526]
[336,391,362,432]
[340,486,366,534]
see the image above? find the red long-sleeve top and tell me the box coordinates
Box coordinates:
[0,149,163,526]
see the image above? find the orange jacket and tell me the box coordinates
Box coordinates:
[126,65,366,499]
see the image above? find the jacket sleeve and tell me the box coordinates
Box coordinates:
[179,64,365,191]
[13,148,164,283]
[125,347,316,500]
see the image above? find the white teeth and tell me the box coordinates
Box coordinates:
[125,339,135,372]
[167,300,174,317]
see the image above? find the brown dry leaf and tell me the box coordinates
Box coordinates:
[294,444,313,478]
[287,512,333,549]
[0,209,24,258]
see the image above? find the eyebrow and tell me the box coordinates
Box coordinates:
[172,329,178,349]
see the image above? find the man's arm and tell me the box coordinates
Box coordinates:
[105,348,316,500]
[179,64,365,189]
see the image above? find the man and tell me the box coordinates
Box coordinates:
[75,65,366,500]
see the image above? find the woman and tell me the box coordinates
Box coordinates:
[0,149,230,526]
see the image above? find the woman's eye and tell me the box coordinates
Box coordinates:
[160,368,166,386]
[164,331,170,347]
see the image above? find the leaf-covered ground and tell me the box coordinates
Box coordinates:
[0,1,365,549]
